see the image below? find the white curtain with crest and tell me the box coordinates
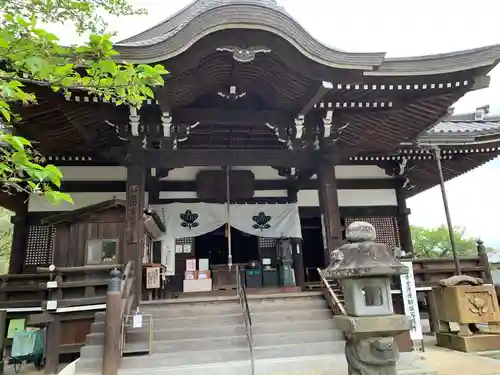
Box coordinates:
[152,202,302,275]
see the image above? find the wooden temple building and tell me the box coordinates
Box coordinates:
[2,0,500,373]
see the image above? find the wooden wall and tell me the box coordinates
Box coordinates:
[25,207,126,270]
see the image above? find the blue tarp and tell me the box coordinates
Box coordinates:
[11,330,44,359]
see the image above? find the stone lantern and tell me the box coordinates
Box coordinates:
[323,221,411,375]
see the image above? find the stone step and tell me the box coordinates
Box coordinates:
[81,341,340,368]
[254,340,345,360]
[81,334,250,358]
[128,347,250,368]
[252,328,344,347]
[94,302,243,321]
[252,317,336,334]
[94,323,246,344]
[77,353,437,375]
[91,312,244,333]
[251,308,332,323]
[247,296,327,312]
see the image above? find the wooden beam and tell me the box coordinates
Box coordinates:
[59,178,398,192]
[142,149,318,168]
[299,81,333,116]
[172,108,291,126]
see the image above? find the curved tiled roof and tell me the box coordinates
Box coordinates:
[428,112,500,135]
[430,115,500,134]
[113,0,500,74]
[119,0,285,45]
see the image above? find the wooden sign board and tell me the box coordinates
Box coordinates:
[146,267,161,289]
[400,261,423,341]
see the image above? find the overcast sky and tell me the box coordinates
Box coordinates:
[48,0,500,246]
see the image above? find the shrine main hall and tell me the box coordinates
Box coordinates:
[5,0,500,309]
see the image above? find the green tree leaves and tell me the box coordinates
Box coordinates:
[410,225,488,258]
[0,0,167,205]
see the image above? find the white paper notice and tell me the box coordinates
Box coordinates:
[198,258,209,271]
[186,259,196,271]
[133,313,143,328]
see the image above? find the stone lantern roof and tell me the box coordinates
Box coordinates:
[323,221,408,279]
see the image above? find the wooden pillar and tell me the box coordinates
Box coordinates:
[125,164,146,303]
[287,186,305,288]
[9,198,28,274]
[317,158,343,266]
[395,182,413,255]
[44,316,60,374]
[102,269,122,375]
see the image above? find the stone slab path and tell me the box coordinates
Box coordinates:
[417,345,500,375]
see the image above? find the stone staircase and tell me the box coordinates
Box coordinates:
[75,291,433,375]
[248,293,345,360]
[75,292,346,375]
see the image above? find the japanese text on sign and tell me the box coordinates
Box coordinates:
[399,261,423,341]
[146,267,161,289]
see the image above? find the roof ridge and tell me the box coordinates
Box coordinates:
[118,0,284,45]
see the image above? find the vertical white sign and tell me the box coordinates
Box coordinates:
[400,261,423,341]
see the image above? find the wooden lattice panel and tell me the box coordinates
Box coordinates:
[345,217,400,248]
[259,237,276,249]
[175,237,193,246]
[26,225,56,266]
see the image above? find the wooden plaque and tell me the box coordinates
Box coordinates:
[146,267,161,289]
[196,170,255,201]
[126,185,140,243]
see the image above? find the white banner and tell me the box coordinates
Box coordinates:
[153,203,302,240]
[152,203,302,275]
[400,261,423,341]
[229,204,302,239]
[158,203,226,238]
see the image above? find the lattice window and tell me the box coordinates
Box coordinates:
[26,225,56,266]
[344,217,400,249]
[259,237,276,249]
[175,237,194,253]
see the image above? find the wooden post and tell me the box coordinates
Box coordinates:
[433,147,461,275]
[287,186,305,288]
[44,317,60,374]
[0,310,6,375]
[395,183,413,255]
[317,157,343,266]
[9,199,28,274]
[102,269,122,375]
[125,165,146,303]
[427,288,440,334]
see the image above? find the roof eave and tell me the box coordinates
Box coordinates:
[406,132,500,146]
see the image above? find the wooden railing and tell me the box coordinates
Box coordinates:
[102,261,135,375]
[0,265,123,310]
[317,268,346,316]
[306,247,490,292]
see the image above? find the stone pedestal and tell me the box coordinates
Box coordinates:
[433,278,500,352]
[334,315,410,375]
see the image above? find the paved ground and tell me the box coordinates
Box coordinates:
[415,345,500,375]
